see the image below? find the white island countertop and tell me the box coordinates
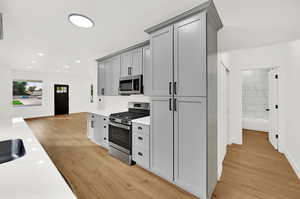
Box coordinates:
[0,118,77,199]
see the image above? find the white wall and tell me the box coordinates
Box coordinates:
[11,70,91,118]
[220,39,300,178]
[0,65,11,120]
[92,95,151,113]
[217,63,229,179]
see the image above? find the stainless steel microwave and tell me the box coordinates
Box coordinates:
[119,75,143,95]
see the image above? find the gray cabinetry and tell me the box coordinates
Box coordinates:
[93,115,103,145]
[174,97,207,196]
[174,13,207,97]
[150,97,173,181]
[87,113,109,149]
[97,56,120,96]
[97,62,105,96]
[146,1,222,198]
[143,45,151,95]
[120,48,143,77]
[149,26,173,96]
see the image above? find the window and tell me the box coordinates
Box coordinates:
[12,80,43,107]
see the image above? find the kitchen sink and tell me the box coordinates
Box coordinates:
[0,139,26,164]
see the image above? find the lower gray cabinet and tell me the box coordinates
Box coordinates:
[93,115,103,145]
[150,97,173,181]
[88,114,109,149]
[174,97,207,197]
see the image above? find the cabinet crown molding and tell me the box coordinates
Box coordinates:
[96,40,149,63]
[144,0,223,34]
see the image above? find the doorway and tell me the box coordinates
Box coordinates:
[241,68,279,150]
[54,84,69,115]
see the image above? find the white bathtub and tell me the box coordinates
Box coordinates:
[242,118,269,132]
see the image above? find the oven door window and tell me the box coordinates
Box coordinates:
[109,124,131,151]
[119,80,132,91]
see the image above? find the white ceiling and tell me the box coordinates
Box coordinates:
[0,0,300,75]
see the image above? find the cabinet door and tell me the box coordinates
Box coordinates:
[97,62,105,96]
[143,46,151,96]
[120,52,132,77]
[93,115,103,145]
[174,97,207,197]
[104,56,121,96]
[131,48,143,76]
[87,113,95,139]
[101,116,109,149]
[150,26,173,96]
[150,97,173,181]
[174,13,207,97]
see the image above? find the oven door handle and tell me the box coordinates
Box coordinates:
[109,122,131,130]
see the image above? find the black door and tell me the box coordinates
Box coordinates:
[54,84,69,115]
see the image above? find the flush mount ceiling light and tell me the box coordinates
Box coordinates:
[68,14,94,28]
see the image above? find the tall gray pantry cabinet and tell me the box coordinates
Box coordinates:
[144,1,222,199]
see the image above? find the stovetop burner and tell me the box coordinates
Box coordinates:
[109,102,150,125]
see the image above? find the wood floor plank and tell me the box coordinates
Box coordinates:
[26,114,300,199]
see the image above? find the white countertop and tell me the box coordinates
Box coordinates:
[89,109,126,117]
[132,116,151,125]
[0,118,77,199]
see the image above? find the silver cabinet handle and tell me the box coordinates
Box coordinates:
[91,121,94,128]
[128,67,130,75]
[101,88,105,95]
[138,136,143,140]
[169,82,172,95]
[169,98,172,111]
[138,126,142,130]
[104,125,107,128]
[173,98,177,112]
[174,82,177,95]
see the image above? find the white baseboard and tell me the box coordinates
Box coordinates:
[285,150,300,179]
[218,150,227,180]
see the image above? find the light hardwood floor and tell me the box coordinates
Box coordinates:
[26,114,300,199]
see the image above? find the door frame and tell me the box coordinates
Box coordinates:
[54,84,69,115]
[240,66,282,152]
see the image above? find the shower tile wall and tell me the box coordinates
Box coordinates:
[242,69,269,120]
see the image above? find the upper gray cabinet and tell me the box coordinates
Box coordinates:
[143,45,151,96]
[97,62,105,96]
[174,13,207,97]
[96,41,149,96]
[98,56,120,96]
[149,26,173,96]
[147,13,207,97]
[120,48,143,77]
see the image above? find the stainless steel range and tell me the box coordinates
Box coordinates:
[108,102,150,165]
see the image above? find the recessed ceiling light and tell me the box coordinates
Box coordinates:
[37,52,44,56]
[68,14,94,28]
[32,60,37,64]
[75,60,81,63]
[64,65,70,69]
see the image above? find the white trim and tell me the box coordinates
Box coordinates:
[218,150,226,180]
[285,150,300,179]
